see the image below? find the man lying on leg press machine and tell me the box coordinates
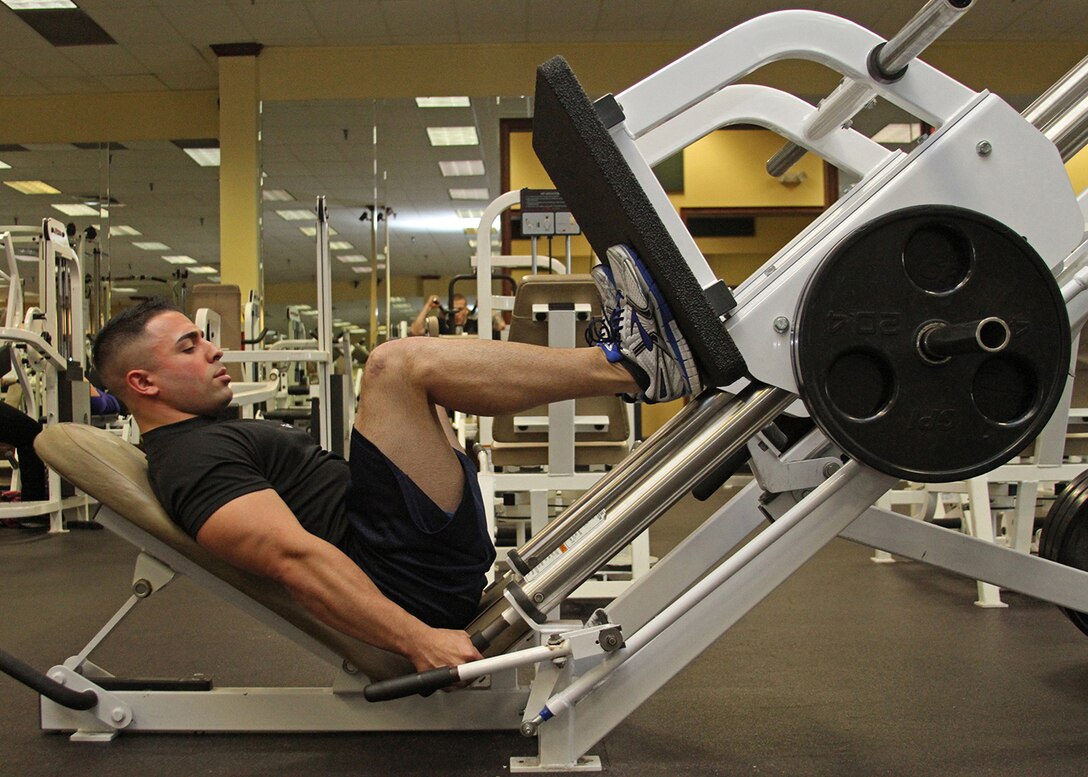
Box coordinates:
[90,244,693,675]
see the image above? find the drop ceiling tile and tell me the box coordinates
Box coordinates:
[79,2,182,45]
[228,0,324,46]
[526,0,601,42]
[152,0,249,46]
[302,0,391,43]
[379,0,459,44]
[453,0,527,43]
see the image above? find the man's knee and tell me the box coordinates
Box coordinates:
[363,338,427,389]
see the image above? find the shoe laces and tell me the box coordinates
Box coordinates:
[585,314,618,348]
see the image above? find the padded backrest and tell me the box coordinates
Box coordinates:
[34,423,410,681]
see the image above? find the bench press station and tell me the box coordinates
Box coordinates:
[17,1,1088,772]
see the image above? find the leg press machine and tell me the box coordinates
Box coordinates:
[24,1,1088,771]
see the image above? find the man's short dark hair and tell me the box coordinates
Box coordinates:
[92,298,181,392]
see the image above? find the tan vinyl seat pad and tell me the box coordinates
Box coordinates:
[35,423,411,681]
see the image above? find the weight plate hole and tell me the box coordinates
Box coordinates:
[902,222,974,295]
[824,349,896,421]
[972,355,1038,425]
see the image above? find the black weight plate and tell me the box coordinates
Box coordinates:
[1040,468,1088,636]
[1041,469,1088,571]
[794,205,1070,482]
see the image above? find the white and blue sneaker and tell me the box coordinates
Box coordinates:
[587,245,701,403]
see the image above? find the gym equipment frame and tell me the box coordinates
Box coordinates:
[20,2,1088,773]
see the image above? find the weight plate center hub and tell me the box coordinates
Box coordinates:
[793,205,1070,482]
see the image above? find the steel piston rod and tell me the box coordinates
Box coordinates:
[468,383,794,655]
[1023,53,1088,162]
[766,0,973,177]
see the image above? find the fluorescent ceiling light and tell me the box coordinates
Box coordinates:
[109,225,141,237]
[426,126,478,147]
[336,254,368,263]
[449,188,489,200]
[456,208,484,220]
[4,180,60,195]
[133,241,170,251]
[351,265,372,274]
[278,209,315,221]
[468,239,477,248]
[439,160,485,177]
[298,225,337,237]
[189,265,218,274]
[111,287,138,293]
[162,255,196,265]
[376,263,386,271]
[0,160,10,170]
[1,1,77,8]
[871,122,923,145]
[51,203,98,216]
[183,148,221,167]
[416,96,470,108]
[262,189,294,202]
[329,241,353,250]
[209,276,221,283]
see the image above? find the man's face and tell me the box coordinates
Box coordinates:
[452,296,469,326]
[140,311,233,415]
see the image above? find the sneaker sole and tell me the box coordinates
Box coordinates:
[606,245,702,396]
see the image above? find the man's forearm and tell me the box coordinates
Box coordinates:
[274,538,428,660]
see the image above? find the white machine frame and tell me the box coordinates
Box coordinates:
[27,6,1088,775]
[473,192,646,596]
[1,220,91,532]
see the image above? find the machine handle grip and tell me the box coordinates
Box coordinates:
[364,666,459,702]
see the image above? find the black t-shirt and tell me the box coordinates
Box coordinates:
[142,416,350,544]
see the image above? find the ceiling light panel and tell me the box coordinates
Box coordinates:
[162,255,196,265]
[329,241,353,250]
[426,127,479,146]
[299,226,337,236]
[1,1,76,9]
[133,241,170,251]
[0,160,10,169]
[438,160,485,177]
[262,189,294,202]
[336,254,368,263]
[457,208,484,219]
[109,225,141,237]
[416,96,470,108]
[4,180,60,194]
[51,203,98,216]
[449,188,490,200]
[277,209,315,221]
[189,265,218,274]
[183,148,221,167]
[351,265,372,274]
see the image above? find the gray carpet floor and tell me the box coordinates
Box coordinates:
[2,490,1088,777]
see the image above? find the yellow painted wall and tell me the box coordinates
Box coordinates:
[671,131,825,209]
[1067,146,1088,195]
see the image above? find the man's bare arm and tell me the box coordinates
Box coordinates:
[195,488,482,671]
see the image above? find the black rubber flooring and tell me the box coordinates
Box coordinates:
[2,491,1088,777]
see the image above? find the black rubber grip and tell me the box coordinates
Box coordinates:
[364,666,459,702]
[0,648,98,711]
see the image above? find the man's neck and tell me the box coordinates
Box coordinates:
[134,407,199,435]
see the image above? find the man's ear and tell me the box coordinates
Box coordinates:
[125,369,158,398]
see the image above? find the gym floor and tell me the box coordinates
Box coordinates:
[2,487,1088,777]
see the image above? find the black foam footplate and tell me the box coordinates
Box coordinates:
[532,56,748,388]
